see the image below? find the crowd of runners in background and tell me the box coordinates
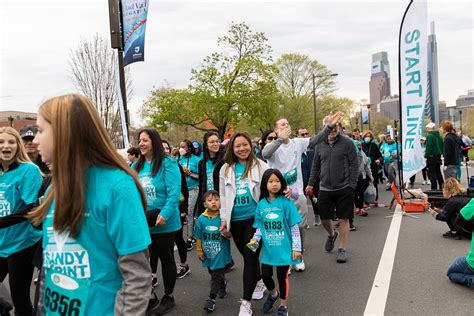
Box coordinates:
[1,94,473,316]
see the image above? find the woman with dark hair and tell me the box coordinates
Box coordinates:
[196,131,224,217]
[162,140,191,279]
[361,130,382,206]
[134,128,182,314]
[219,132,269,316]
[257,130,277,162]
[178,139,201,248]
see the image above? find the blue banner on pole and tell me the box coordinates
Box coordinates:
[122,0,149,66]
[362,109,369,124]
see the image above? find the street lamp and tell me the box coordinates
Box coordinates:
[312,73,338,132]
[459,110,463,131]
[7,116,14,127]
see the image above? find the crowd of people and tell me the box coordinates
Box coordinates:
[1,94,473,316]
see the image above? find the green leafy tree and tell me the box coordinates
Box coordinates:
[141,22,279,138]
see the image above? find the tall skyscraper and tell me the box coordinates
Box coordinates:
[369,52,391,106]
[426,21,440,124]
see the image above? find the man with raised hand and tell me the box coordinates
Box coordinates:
[262,112,343,271]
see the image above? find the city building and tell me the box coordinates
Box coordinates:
[369,52,391,106]
[379,95,399,120]
[456,89,474,108]
[0,111,37,131]
[426,22,440,124]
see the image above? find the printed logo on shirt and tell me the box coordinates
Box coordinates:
[139,174,157,203]
[0,191,11,217]
[235,176,251,206]
[206,170,214,191]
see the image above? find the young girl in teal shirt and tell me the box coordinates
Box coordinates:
[249,169,302,316]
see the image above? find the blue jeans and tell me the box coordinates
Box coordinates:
[447,255,474,288]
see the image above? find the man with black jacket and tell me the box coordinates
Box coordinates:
[441,120,461,180]
[307,122,359,263]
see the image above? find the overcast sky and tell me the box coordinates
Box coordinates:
[0,0,472,126]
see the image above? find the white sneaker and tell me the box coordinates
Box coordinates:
[239,300,253,316]
[313,214,321,226]
[251,279,266,300]
[427,180,431,185]
[293,258,305,272]
[422,180,427,185]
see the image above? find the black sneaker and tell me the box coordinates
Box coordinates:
[186,239,194,251]
[154,295,175,314]
[350,224,357,231]
[203,298,216,313]
[324,231,338,252]
[0,297,13,316]
[218,280,228,298]
[262,292,279,313]
[176,264,191,279]
[336,248,348,263]
[146,290,160,313]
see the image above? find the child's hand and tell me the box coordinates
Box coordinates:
[249,238,258,245]
[155,215,166,226]
[198,254,206,261]
[292,251,302,261]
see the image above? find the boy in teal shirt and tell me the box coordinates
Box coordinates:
[194,190,231,313]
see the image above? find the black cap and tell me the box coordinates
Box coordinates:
[20,125,37,139]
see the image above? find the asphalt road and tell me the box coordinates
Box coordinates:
[3,167,473,315]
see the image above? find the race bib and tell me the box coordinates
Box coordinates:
[235,177,252,207]
[202,226,222,259]
[44,270,90,316]
[0,191,11,217]
[283,168,298,186]
[263,212,285,246]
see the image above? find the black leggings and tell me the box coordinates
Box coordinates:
[0,243,38,316]
[174,218,187,264]
[355,177,369,208]
[230,218,261,301]
[149,232,177,295]
[261,264,290,300]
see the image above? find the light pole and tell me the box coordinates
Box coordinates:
[7,116,14,127]
[312,73,338,132]
[459,110,463,131]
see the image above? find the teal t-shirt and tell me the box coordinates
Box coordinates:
[460,199,474,269]
[232,163,257,222]
[41,166,151,316]
[381,142,398,163]
[193,212,232,270]
[178,155,201,189]
[205,160,216,191]
[135,157,181,234]
[0,162,42,258]
[253,196,302,266]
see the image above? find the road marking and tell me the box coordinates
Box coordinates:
[364,204,403,315]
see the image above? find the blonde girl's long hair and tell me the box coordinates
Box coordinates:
[442,177,466,198]
[0,127,32,165]
[28,94,147,237]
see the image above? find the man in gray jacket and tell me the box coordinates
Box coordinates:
[306,122,359,263]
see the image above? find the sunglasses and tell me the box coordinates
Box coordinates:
[267,136,277,141]
[300,133,309,137]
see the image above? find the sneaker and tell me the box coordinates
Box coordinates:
[350,224,357,231]
[422,180,427,185]
[262,292,279,313]
[293,258,305,272]
[427,180,431,185]
[277,306,288,316]
[147,290,160,313]
[252,279,266,300]
[155,295,175,314]
[324,231,338,252]
[185,239,194,251]
[239,300,253,316]
[358,209,368,216]
[336,248,348,263]
[218,280,228,299]
[442,231,462,240]
[313,214,321,226]
[354,208,361,216]
[176,264,191,279]
[0,297,12,316]
[204,298,216,313]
